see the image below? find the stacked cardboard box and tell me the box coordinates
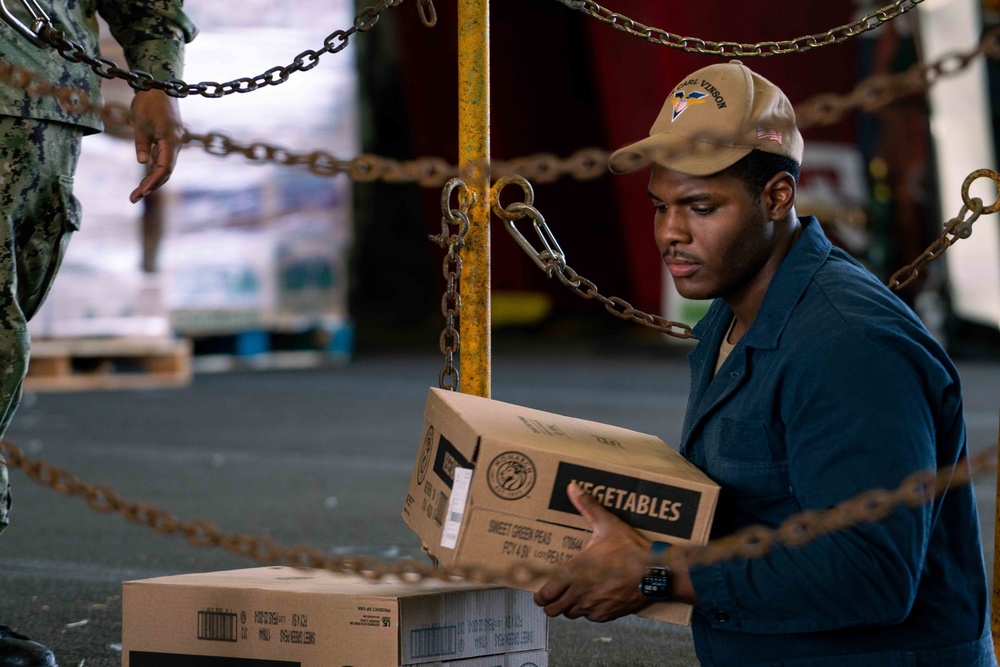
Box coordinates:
[161,208,350,336]
[32,5,359,343]
[157,9,358,339]
[122,567,548,667]
[28,133,171,340]
[403,389,720,626]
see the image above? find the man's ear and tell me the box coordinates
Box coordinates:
[764,171,797,221]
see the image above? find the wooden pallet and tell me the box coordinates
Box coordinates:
[25,337,192,392]
[188,322,353,373]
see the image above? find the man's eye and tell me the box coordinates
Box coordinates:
[651,203,667,213]
[693,207,717,215]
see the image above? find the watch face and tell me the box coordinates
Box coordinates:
[641,567,673,601]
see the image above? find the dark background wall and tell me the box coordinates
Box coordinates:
[348,1,952,346]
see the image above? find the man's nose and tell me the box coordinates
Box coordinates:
[657,210,691,247]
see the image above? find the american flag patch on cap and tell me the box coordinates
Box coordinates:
[756,126,783,144]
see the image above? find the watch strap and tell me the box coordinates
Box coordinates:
[640,541,673,601]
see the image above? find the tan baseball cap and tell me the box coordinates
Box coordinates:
[608,60,803,176]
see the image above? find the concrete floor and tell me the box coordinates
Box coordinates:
[0,339,997,667]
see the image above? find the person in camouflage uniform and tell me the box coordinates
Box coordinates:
[0,2,196,665]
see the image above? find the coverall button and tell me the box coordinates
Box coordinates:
[713,609,730,623]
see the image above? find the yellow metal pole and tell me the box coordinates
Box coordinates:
[993,406,1000,660]
[457,0,490,398]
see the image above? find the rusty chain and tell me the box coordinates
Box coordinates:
[429,179,474,391]
[556,0,923,57]
[888,199,983,290]
[887,168,1000,290]
[0,55,99,117]
[0,438,994,582]
[795,25,1000,130]
[138,24,1000,180]
[183,131,612,186]
[8,0,426,98]
[493,169,1000,338]
[491,175,696,339]
[416,0,438,27]
[0,2,997,591]
[3,24,1000,186]
[0,439,466,582]
[0,172,996,585]
[176,23,1000,180]
[661,447,997,572]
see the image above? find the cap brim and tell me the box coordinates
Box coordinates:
[609,133,753,177]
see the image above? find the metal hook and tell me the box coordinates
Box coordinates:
[949,197,983,240]
[961,168,1000,215]
[502,202,567,276]
[417,0,437,27]
[0,0,53,48]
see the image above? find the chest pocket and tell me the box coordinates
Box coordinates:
[706,417,791,501]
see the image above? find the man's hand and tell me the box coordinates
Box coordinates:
[129,89,183,203]
[533,482,651,622]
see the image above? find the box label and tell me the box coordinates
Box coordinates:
[409,625,459,659]
[470,509,586,569]
[547,462,702,539]
[485,451,537,500]
[197,610,237,642]
[433,435,473,489]
[416,426,435,485]
[514,415,570,439]
[441,467,473,549]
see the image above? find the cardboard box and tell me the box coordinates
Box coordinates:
[122,566,547,667]
[125,650,548,667]
[29,263,170,339]
[406,651,547,667]
[162,219,349,335]
[402,389,720,626]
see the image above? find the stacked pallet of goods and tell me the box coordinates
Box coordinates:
[28,0,358,388]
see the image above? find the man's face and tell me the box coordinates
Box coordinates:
[648,165,776,303]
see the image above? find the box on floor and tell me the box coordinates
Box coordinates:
[123,566,547,667]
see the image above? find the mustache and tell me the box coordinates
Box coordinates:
[662,249,701,263]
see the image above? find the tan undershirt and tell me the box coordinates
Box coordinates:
[714,317,737,377]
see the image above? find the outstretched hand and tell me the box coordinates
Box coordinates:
[533,482,651,622]
[129,89,183,203]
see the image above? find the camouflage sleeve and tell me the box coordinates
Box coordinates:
[96,0,198,81]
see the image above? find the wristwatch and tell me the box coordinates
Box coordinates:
[639,541,673,601]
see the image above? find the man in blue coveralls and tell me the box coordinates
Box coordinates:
[534,60,995,666]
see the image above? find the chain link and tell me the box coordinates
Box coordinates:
[417,0,438,27]
[492,175,696,339]
[886,169,1000,290]
[0,56,98,115]
[0,438,548,584]
[154,24,1000,182]
[4,24,1000,187]
[795,26,999,130]
[0,55,607,187]
[0,0,996,603]
[184,129,612,187]
[660,447,996,572]
[887,198,984,291]
[140,24,1000,181]
[3,19,996,330]
[2,438,994,585]
[495,168,1000,335]
[18,0,419,98]
[558,0,923,57]
[430,179,474,390]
